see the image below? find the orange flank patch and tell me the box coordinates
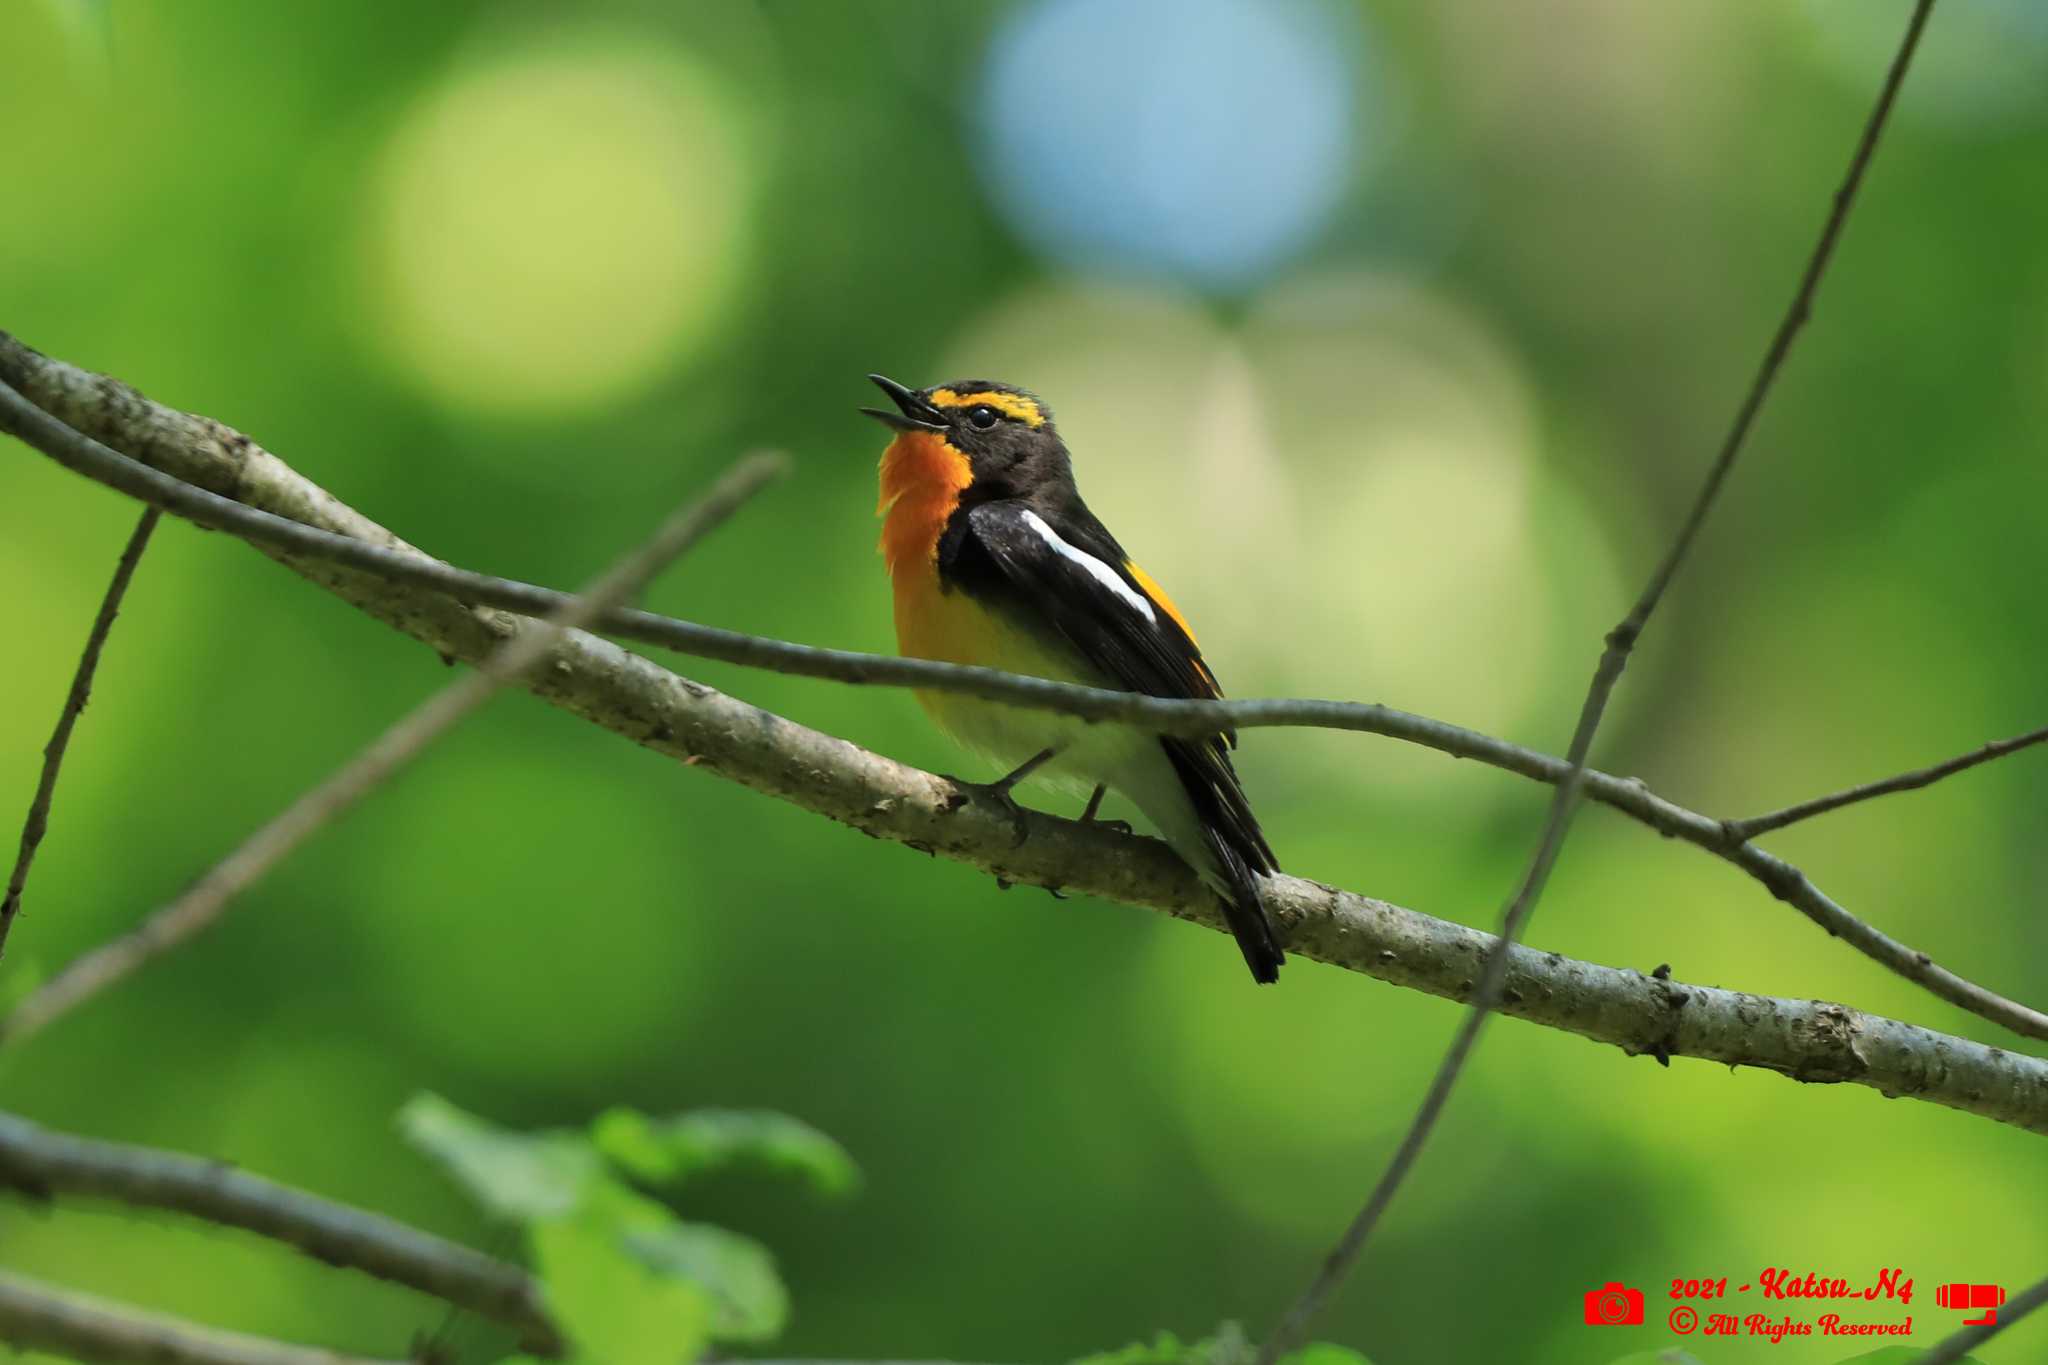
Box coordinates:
[929,388,1046,427]
[891,549,1010,673]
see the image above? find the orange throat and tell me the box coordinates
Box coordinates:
[877,431,977,665]
[877,430,971,583]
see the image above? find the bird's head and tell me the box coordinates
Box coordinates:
[863,374,1069,500]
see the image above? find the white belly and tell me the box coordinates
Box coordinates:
[895,569,1224,892]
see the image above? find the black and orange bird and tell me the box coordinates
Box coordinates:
[863,375,1285,983]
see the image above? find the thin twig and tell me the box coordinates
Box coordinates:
[1256,3,1938,1357]
[3,374,2042,1042]
[0,507,159,964]
[1915,1268,2048,1364]
[0,1110,559,1353]
[1725,723,2048,842]
[0,453,786,1046]
[0,345,2039,1130]
[0,1269,406,1365]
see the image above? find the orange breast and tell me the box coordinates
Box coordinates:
[876,432,1116,763]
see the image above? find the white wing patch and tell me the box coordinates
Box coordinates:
[1019,509,1157,624]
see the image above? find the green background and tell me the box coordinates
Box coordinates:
[1,1,2043,1362]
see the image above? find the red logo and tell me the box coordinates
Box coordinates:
[1934,1283,2005,1326]
[1584,1282,1646,1326]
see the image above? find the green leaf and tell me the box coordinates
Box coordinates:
[532,1214,712,1364]
[622,1217,788,1342]
[1607,1352,1705,1365]
[591,1106,859,1197]
[398,1093,602,1221]
[563,1178,788,1346]
[1074,1332,1196,1365]
[1076,1326,1331,1365]
[1279,1346,1374,1365]
[402,1096,796,1348]
[1833,1351,1984,1365]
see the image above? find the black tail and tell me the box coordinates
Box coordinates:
[1207,830,1284,983]
[1164,738,1284,984]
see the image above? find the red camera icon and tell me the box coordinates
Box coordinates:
[1583,1281,1645,1326]
[1935,1282,2006,1326]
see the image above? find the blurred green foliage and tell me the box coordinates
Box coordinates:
[401,1093,838,1355]
[590,1107,859,1199]
[1077,1326,1367,1365]
[2,1,2046,1362]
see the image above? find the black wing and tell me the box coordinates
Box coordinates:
[956,501,1214,701]
[956,500,1278,877]
[956,500,1282,980]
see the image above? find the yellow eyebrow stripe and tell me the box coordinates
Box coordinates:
[929,389,1046,427]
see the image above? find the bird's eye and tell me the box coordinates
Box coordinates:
[967,404,1000,430]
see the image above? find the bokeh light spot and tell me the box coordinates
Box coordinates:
[977,0,1368,288]
[1241,272,1627,785]
[364,35,751,416]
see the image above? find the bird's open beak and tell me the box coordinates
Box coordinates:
[861,374,947,433]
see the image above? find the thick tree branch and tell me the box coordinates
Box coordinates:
[2,343,2041,1045]
[0,506,159,964]
[0,344,2042,1134]
[0,1269,406,1365]
[0,452,785,1046]
[0,1110,559,1353]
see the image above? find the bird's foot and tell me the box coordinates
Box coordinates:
[938,774,1033,848]
[938,749,1055,848]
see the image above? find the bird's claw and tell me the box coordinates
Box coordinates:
[939,774,1032,848]
[1085,816,1132,835]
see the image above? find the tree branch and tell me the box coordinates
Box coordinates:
[0,451,785,1047]
[1262,0,1937,1348]
[2,344,2042,1045]
[0,343,2042,1133]
[0,506,159,964]
[0,1110,558,1353]
[0,1269,407,1365]
[1724,722,2048,842]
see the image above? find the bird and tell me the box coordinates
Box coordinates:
[862,374,1285,983]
